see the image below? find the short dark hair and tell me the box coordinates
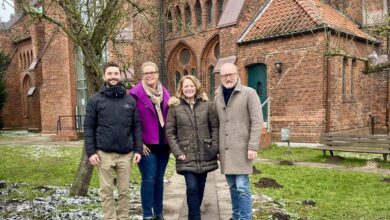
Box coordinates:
[103,61,119,74]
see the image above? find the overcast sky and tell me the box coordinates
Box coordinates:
[0,1,14,22]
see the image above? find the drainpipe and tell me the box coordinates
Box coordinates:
[159,0,166,86]
[325,56,331,133]
[386,0,390,134]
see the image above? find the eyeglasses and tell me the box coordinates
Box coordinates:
[220,73,236,80]
[143,71,158,76]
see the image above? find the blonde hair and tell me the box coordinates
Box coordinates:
[141,61,159,72]
[175,75,203,98]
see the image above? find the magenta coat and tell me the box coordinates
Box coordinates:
[129,82,170,145]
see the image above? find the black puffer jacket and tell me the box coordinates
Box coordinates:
[166,94,219,174]
[84,83,143,157]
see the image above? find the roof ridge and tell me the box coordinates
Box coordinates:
[295,0,325,26]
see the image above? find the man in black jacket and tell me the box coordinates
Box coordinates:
[84,62,142,220]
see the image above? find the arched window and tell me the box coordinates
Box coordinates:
[209,65,215,99]
[351,59,356,96]
[192,68,197,77]
[342,57,347,96]
[214,42,220,59]
[176,6,182,32]
[185,3,192,32]
[27,51,30,67]
[180,48,190,65]
[23,52,27,70]
[195,0,202,27]
[22,75,31,118]
[184,70,189,75]
[175,71,181,89]
[206,0,213,28]
[167,11,173,33]
[217,0,224,20]
[19,54,22,70]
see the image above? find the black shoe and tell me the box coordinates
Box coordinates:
[143,217,154,220]
[155,215,165,220]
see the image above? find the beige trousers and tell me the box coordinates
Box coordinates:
[97,150,133,220]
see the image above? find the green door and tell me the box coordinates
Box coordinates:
[248,64,267,120]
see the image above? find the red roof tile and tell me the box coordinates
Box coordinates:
[239,0,377,43]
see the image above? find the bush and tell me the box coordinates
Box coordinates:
[0,51,11,129]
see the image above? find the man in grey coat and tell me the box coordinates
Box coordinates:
[214,63,263,220]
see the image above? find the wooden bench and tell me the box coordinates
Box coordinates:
[316,133,390,161]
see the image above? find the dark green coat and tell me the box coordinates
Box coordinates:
[166,95,219,174]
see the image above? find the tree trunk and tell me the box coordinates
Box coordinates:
[70,65,101,197]
[69,146,94,196]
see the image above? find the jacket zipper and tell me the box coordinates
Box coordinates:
[190,101,202,173]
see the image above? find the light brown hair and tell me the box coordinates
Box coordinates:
[175,75,204,99]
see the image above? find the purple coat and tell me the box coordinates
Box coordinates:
[129,82,170,145]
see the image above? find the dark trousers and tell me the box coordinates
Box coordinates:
[138,152,170,218]
[182,171,208,220]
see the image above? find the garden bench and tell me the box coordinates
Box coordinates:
[316,133,390,161]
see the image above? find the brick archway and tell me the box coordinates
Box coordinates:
[200,34,219,98]
[167,42,197,93]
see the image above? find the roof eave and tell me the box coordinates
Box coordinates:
[238,27,380,46]
[238,27,324,45]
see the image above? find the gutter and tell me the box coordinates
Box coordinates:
[238,27,380,46]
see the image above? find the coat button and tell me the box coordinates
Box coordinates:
[225,148,228,150]
[225,134,228,136]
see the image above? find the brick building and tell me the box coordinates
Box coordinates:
[162,0,389,142]
[1,0,389,142]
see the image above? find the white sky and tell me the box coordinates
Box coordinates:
[0,1,14,22]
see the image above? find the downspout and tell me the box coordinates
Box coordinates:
[386,0,390,135]
[325,31,331,133]
[325,57,331,133]
[159,0,166,86]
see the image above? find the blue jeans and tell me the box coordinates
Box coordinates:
[138,152,170,218]
[183,172,208,220]
[225,175,252,220]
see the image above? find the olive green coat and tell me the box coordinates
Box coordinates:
[214,80,263,174]
[166,94,219,174]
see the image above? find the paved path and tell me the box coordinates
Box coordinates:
[163,168,232,220]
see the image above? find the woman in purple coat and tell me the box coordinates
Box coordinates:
[129,61,170,220]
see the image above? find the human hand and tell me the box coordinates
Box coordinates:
[133,153,141,164]
[178,155,186,160]
[143,145,151,156]
[89,154,100,166]
[217,154,220,160]
[248,150,257,160]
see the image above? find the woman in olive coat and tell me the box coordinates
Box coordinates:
[166,75,219,220]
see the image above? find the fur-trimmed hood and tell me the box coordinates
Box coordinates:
[168,92,208,107]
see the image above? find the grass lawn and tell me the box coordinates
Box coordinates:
[251,163,390,220]
[260,144,390,169]
[0,145,175,200]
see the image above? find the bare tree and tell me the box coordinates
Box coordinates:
[11,0,159,196]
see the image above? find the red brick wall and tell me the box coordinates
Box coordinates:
[327,35,387,134]
[39,22,77,133]
[1,16,43,130]
[238,32,386,142]
[238,33,327,142]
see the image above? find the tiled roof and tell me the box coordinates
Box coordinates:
[239,0,378,43]
[0,14,23,30]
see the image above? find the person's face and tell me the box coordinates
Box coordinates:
[103,66,121,86]
[220,64,238,89]
[142,65,159,88]
[182,79,196,100]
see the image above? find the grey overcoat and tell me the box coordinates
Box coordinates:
[214,80,263,174]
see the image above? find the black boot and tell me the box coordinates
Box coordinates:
[155,215,165,220]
